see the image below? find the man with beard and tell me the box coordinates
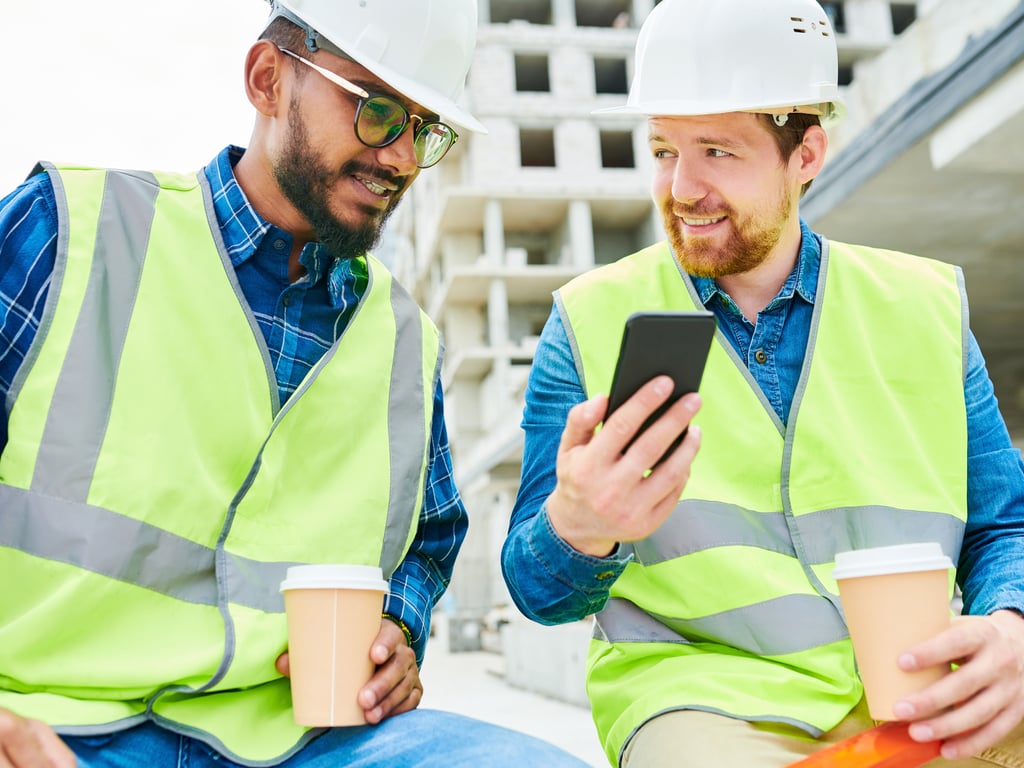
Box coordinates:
[0,1,591,767]
[501,0,1024,766]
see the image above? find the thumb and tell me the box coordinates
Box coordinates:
[275,652,290,677]
[558,395,607,454]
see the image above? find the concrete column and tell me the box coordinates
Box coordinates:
[487,278,510,347]
[567,199,595,269]
[844,0,895,41]
[552,0,576,27]
[484,199,505,265]
[487,279,511,415]
[477,0,490,25]
[631,0,656,27]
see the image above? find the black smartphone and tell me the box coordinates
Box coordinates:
[606,310,716,463]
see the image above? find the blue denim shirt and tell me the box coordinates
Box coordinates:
[502,222,1024,623]
[0,148,467,664]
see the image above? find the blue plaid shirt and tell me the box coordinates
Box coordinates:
[0,147,466,665]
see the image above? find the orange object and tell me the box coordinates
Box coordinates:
[786,721,942,768]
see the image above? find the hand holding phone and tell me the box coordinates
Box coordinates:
[605,311,716,465]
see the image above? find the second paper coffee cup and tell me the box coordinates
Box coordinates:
[280,564,390,726]
[833,542,954,721]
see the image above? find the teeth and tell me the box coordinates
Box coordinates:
[681,216,723,226]
[359,177,390,196]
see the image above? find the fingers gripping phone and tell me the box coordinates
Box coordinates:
[605,311,717,465]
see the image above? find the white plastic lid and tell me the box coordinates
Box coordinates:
[279,564,389,593]
[832,542,954,580]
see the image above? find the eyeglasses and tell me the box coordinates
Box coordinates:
[278,48,459,169]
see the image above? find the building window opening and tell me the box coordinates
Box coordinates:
[490,0,552,25]
[526,247,548,266]
[600,131,635,169]
[520,128,556,167]
[514,54,551,92]
[838,64,853,86]
[574,0,630,28]
[594,57,628,94]
[821,2,846,34]
[891,3,917,35]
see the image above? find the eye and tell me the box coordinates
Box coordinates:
[652,147,676,160]
[707,148,731,158]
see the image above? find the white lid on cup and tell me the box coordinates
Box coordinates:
[280,564,390,593]
[832,542,954,580]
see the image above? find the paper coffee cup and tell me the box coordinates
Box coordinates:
[833,543,954,721]
[280,564,390,726]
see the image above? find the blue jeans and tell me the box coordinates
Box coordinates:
[64,710,592,767]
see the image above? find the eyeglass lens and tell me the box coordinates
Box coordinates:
[356,95,457,168]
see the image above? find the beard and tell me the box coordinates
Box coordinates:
[273,98,405,261]
[661,186,792,279]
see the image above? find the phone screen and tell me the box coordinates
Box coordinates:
[606,310,716,463]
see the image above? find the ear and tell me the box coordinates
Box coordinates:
[244,40,287,117]
[794,124,828,186]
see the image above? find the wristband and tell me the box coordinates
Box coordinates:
[382,613,414,647]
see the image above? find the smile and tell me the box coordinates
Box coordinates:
[681,215,725,226]
[356,175,396,197]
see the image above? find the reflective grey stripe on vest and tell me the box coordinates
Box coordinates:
[6,169,429,608]
[383,277,429,576]
[0,483,290,612]
[595,594,850,657]
[33,170,159,500]
[630,499,965,571]
[606,498,964,654]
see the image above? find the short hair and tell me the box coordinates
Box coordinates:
[756,112,821,196]
[259,16,308,53]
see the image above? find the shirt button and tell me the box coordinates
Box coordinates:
[754,349,768,364]
[273,239,287,251]
[282,295,291,307]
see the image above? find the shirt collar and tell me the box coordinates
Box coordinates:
[202,146,334,290]
[690,219,822,307]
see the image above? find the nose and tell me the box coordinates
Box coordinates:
[670,158,708,205]
[374,124,420,174]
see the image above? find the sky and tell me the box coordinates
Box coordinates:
[2,0,272,193]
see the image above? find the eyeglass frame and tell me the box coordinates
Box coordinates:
[277,47,459,169]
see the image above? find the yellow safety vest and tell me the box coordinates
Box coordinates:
[556,239,967,766]
[0,164,440,764]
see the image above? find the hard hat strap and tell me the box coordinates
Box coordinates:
[746,102,836,121]
[265,4,351,61]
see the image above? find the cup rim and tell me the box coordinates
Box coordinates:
[832,542,954,580]
[280,564,390,593]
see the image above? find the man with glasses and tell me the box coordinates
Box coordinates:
[275,47,460,169]
[0,1,589,767]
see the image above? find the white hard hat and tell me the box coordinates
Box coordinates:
[598,0,845,124]
[267,0,486,134]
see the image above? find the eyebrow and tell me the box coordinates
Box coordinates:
[349,78,398,100]
[696,136,745,150]
[647,132,746,151]
[346,78,441,122]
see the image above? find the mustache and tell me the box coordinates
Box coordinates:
[339,160,406,191]
[670,201,733,218]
